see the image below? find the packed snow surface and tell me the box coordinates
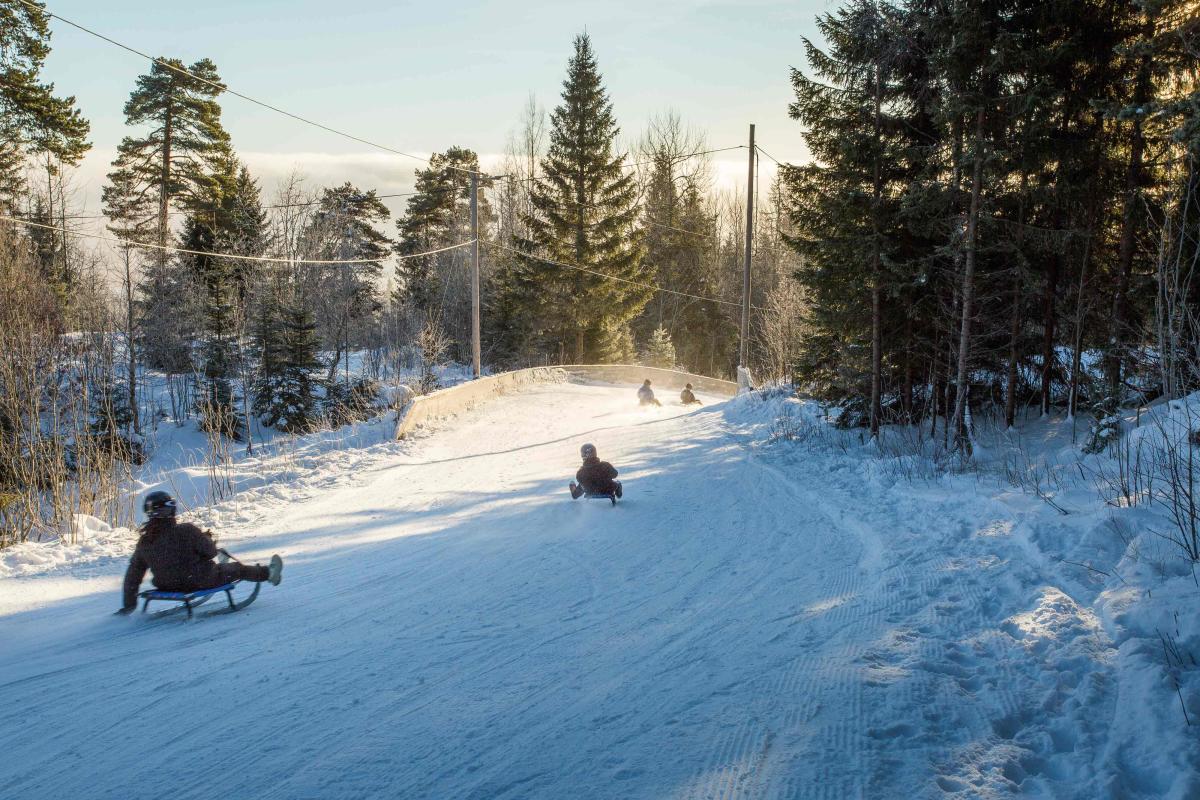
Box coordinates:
[1,381,1196,798]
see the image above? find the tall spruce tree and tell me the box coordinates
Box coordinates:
[633,114,727,373]
[182,147,267,441]
[508,33,648,362]
[786,0,913,436]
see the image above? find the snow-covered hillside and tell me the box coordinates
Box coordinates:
[0,380,1196,799]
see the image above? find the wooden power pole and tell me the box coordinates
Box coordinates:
[470,171,481,378]
[739,124,755,369]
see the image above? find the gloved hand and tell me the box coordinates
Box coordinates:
[114,606,135,616]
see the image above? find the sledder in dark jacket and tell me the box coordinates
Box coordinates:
[118,491,282,613]
[570,443,623,499]
[680,383,702,405]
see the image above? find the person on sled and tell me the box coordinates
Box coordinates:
[570,443,623,499]
[637,379,662,407]
[680,383,703,405]
[116,491,282,615]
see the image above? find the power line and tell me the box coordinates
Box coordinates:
[22,0,481,175]
[486,240,763,311]
[0,214,474,265]
[499,145,747,188]
[14,185,466,221]
[754,144,788,167]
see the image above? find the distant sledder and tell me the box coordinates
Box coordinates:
[638,379,662,407]
[116,491,283,619]
[569,443,623,505]
[680,383,702,405]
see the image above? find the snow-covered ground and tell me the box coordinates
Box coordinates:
[1,380,1197,798]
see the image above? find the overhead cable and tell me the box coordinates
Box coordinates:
[22,0,481,175]
[0,215,473,265]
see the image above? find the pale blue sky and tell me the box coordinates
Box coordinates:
[37,0,829,217]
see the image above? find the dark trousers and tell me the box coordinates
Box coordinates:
[216,563,269,585]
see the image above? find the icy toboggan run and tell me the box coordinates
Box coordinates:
[0,380,1194,798]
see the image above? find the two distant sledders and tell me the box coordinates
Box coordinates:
[569,443,623,505]
[638,379,703,407]
[115,491,283,618]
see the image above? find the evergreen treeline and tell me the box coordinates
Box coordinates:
[784,0,1199,447]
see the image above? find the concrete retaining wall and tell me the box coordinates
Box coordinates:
[394,364,735,439]
[562,364,737,398]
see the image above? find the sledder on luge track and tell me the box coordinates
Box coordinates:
[569,443,623,505]
[116,491,283,620]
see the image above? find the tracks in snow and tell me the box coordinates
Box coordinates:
[0,383,1121,799]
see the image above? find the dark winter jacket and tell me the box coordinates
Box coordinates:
[680,388,699,405]
[637,385,658,405]
[122,519,222,608]
[576,456,619,495]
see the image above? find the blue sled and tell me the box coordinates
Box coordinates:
[139,580,261,620]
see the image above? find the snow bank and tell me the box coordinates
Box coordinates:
[0,515,136,578]
[729,386,1200,797]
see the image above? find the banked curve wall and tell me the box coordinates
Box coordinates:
[394,364,737,439]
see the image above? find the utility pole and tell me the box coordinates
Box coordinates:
[739,123,755,370]
[470,170,481,378]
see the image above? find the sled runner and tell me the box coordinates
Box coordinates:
[139,580,261,620]
[585,492,618,506]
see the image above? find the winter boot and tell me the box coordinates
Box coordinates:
[614,481,623,499]
[268,554,284,586]
[569,482,584,500]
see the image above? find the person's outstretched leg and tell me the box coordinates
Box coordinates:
[217,562,270,584]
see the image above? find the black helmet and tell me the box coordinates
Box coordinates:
[580,443,597,460]
[143,490,176,520]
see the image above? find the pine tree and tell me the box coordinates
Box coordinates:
[103,57,228,377]
[394,147,492,361]
[300,183,392,384]
[0,0,90,210]
[183,148,268,441]
[104,57,229,266]
[269,303,323,433]
[507,33,648,363]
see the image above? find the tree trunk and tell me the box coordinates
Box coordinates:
[902,313,914,424]
[1040,254,1059,416]
[158,93,174,272]
[952,107,985,452]
[1004,171,1029,429]
[869,64,884,438]
[1068,195,1101,420]
[1107,49,1151,397]
[123,247,140,436]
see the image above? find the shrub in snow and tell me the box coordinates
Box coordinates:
[1083,391,1121,455]
[832,395,868,429]
[324,378,382,427]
